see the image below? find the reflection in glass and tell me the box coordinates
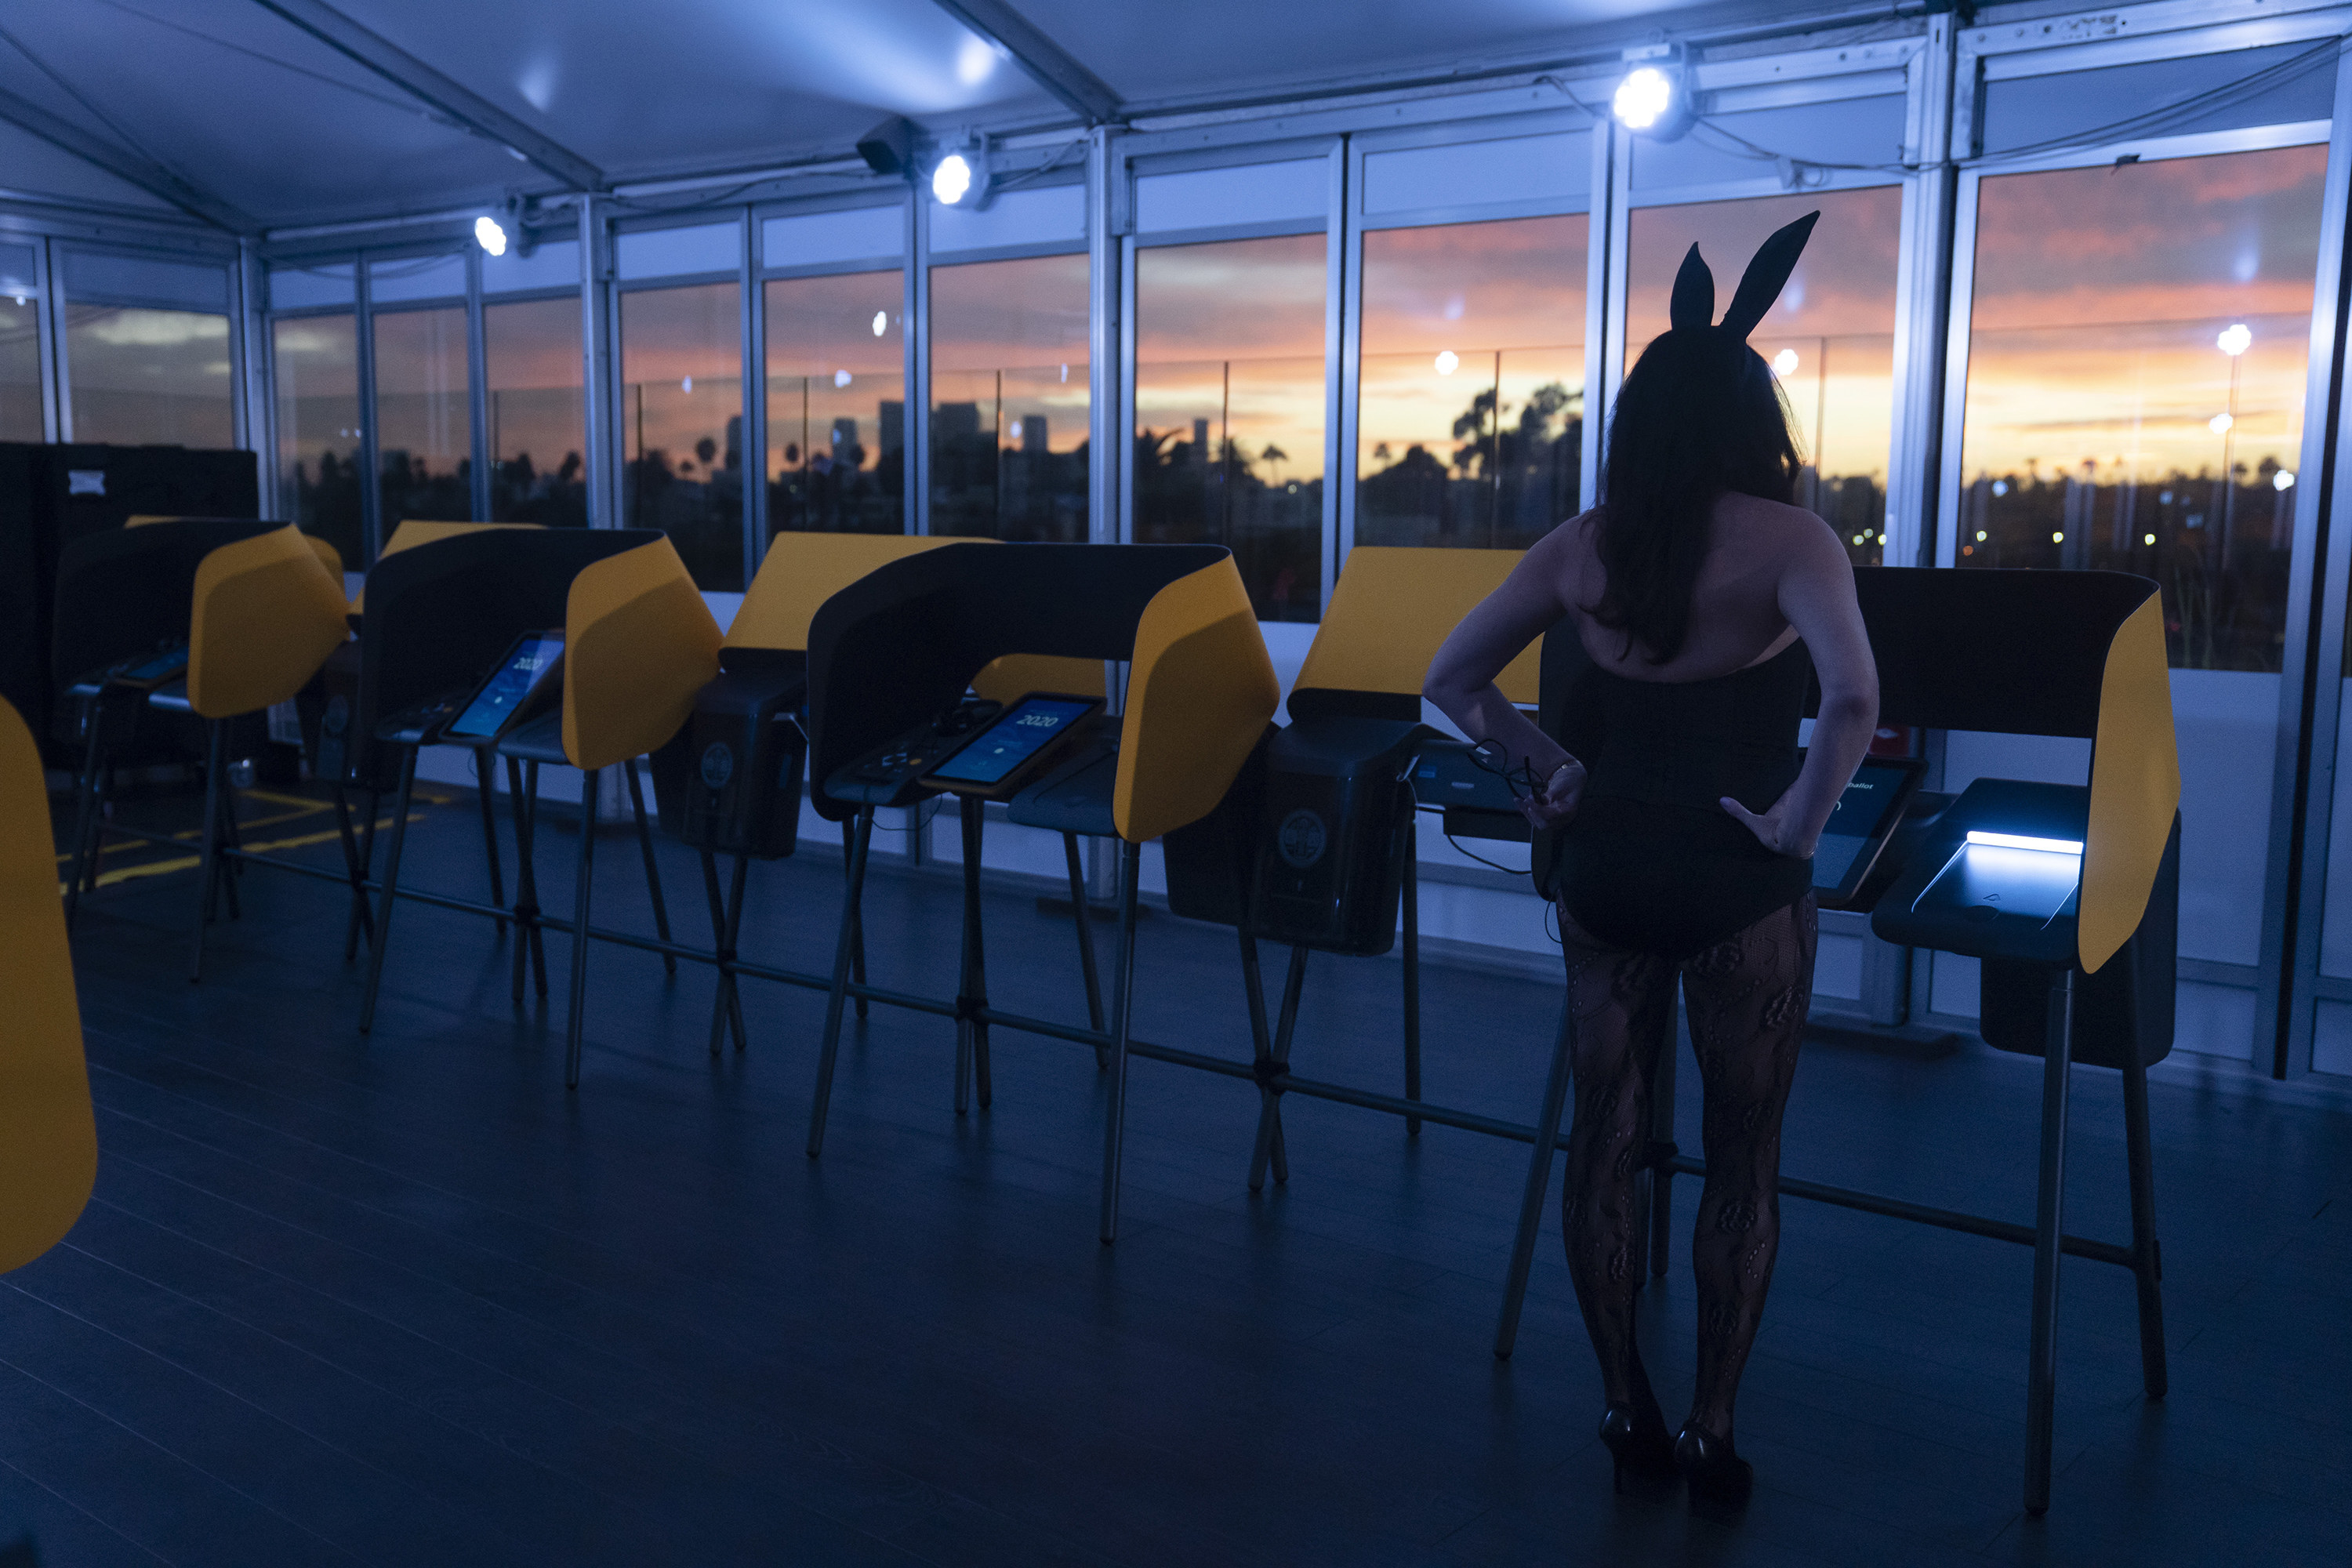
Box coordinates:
[66,306,233,448]
[1359,215,1586,553]
[272,313,363,567]
[0,294,37,441]
[929,253,1088,541]
[373,307,471,529]
[1135,234,1323,619]
[1958,147,2325,671]
[767,270,904,537]
[1628,187,1900,567]
[485,296,585,526]
[622,282,744,590]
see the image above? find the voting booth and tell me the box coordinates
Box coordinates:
[51,519,348,978]
[1163,546,1541,1185]
[804,541,1278,1241]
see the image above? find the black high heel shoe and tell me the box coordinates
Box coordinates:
[1600,1405,1679,1494]
[1674,1423,1753,1506]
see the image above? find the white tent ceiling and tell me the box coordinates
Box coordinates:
[0,0,1764,234]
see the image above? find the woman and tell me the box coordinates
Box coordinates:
[1424,212,1878,1504]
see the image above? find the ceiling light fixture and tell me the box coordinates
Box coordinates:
[474,215,508,256]
[929,134,993,209]
[1612,43,1697,141]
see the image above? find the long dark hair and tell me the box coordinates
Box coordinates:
[1587,327,1805,665]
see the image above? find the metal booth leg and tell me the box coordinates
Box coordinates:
[808,808,876,1158]
[358,749,420,1033]
[1403,817,1423,1137]
[1065,831,1107,1058]
[2024,965,2077,1516]
[64,705,107,931]
[624,758,675,976]
[841,818,869,1020]
[1237,931,1275,1187]
[1098,838,1143,1244]
[701,849,750,1056]
[1249,945,1308,1192]
[210,729,243,924]
[333,786,376,960]
[2121,1029,2169,1400]
[346,787,382,963]
[954,795,993,1113]
[507,757,550,1003]
[188,720,227,983]
[474,747,506,937]
[1495,994,1579,1360]
[562,768,601,1089]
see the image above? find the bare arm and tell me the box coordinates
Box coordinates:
[1424,525,1582,826]
[1721,518,1878,858]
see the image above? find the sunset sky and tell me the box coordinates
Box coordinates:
[276,138,2335,547]
[1960,144,2325,485]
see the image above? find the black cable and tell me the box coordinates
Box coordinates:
[1443,827,1530,878]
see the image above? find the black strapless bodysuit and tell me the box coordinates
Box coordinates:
[1545,639,1813,959]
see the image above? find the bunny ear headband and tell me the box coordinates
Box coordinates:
[1668,209,1819,339]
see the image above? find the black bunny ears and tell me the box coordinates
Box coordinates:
[1667,209,1819,341]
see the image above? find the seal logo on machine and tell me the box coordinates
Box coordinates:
[1276,808,1328,869]
[699,742,735,789]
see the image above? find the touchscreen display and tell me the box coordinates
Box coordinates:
[445,633,562,739]
[1813,760,1911,890]
[929,697,1094,785]
[119,645,188,682]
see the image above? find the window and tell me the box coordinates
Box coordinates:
[65,306,233,448]
[1358,214,1586,554]
[485,296,586,526]
[928,253,1088,540]
[373,307,471,528]
[272,313,363,567]
[1956,147,2326,671]
[766,270,904,538]
[621,282,744,590]
[1134,234,1324,620]
[1627,187,1901,566]
[0,296,35,441]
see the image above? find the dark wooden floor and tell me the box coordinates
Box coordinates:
[13,782,2350,1566]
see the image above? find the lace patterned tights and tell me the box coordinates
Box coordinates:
[1555,894,1817,1443]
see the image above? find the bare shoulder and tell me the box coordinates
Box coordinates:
[1529,508,1600,597]
[1717,494,1849,573]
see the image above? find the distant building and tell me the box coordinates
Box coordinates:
[1021,415,1048,454]
[935,401,982,442]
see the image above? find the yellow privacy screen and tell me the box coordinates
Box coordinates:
[0,696,96,1272]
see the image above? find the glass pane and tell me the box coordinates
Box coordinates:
[928,253,1088,541]
[485,296,585,526]
[765,270,904,539]
[1958,147,2326,673]
[621,281,744,590]
[0,294,41,441]
[373,306,472,530]
[272,313,362,568]
[65,306,233,448]
[1627,187,1901,566]
[1134,234,1324,620]
[1359,215,1587,553]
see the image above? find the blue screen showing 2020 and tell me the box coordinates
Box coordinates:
[931,697,1092,785]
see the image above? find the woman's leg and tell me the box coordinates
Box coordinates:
[1677,893,1817,1442]
[1556,903,1679,1421]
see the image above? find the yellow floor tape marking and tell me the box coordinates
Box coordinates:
[58,811,426,895]
[50,789,453,866]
